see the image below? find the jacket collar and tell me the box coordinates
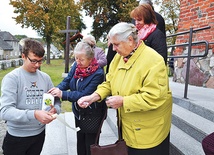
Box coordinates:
[117,41,146,70]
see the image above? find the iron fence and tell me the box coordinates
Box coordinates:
[167,26,211,98]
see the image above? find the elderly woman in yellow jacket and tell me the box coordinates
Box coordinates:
[78,22,172,155]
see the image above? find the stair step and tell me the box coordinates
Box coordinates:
[99,118,118,145]
[106,108,118,137]
[170,124,204,155]
[173,96,214,123]
[41,113,68,155]
[64,112,118,154]
[172,103,214,142]
[64,112,78,155]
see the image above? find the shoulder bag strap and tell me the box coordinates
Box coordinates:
[117,109,122,140]
[94,105,107,144]
[94,108,122,145]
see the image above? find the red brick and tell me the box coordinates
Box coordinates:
[177,0,214,47]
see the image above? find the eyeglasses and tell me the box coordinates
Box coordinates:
[27,56,44,64]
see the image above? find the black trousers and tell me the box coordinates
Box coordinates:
[75,109,103,155]
[76,131,97,155]
[2,130,45,155]
[128,133,170,155]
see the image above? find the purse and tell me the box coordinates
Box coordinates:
[78,106,104,133]
[90,109,128,155]
[75,79,107,133]
[202,132,214,155]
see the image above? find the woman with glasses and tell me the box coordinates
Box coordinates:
[0,38,61,155]
[48,41,106,155]
[78,22,172,155]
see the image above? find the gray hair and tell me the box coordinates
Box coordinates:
[108,22,138,43]
[74,41,94,59]
[139,0,153,6]
[82,35,96,47]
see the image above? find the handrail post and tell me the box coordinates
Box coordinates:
[167,26,211,99]
[184,27,193,99]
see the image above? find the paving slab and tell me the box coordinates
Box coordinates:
[41,111,117,155]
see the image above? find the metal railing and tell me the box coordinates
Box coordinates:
[167,26,211,99]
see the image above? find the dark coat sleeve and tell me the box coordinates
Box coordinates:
[144,28,167,64]
[60,67,104,102]
[106,44,116,74]
[155,12,166,36]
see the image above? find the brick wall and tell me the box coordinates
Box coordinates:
[175,0,214,54]
[173,0,214,88]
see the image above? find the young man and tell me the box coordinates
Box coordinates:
[0,38,61,155]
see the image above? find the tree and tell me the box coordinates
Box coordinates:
[154,0,180,46]
[14,35,28,41]
[10,0,85,64]
[81,0,138,40]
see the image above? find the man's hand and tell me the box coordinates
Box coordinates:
[34,110,55,124]
[49,105,57,114]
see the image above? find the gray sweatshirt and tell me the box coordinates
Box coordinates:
[0,67,61,137]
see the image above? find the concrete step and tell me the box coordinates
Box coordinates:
[105,108,118,137]
[172,103,214,142]
[106,106,208,155]
[40,113,68,155]
[64,112,77,155]
[170,124,205,155]
[41,111,118,155]
[173,96,214,123]
[106,109,185,155]
[64,112,118,149]
[169,79,214,123]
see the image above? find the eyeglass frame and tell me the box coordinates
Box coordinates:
[27,56,44,64]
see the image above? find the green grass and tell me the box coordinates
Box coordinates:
[41,59,72,112]
[0,67,15,83]
[0,59,72,112]
[41,59,66,86]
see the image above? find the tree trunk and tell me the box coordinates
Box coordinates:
[46,36,51,64]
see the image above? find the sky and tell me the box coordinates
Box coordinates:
[0,1,92,38]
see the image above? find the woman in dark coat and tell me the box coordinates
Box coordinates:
[130,3,167,64]
[48,41,106,155]
[106,43,116,74]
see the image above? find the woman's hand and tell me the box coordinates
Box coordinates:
[48,87,62,98]
[105,95,123,109]
[78,95,94,108]
[78,93,101,108]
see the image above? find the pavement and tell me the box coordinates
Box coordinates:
[40,112,118,155]
[0,78,214,155]
[0,112,118,155]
